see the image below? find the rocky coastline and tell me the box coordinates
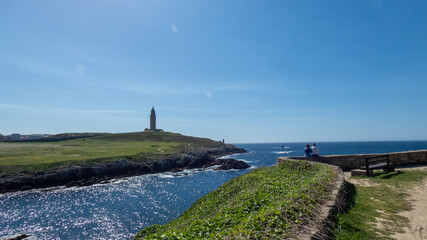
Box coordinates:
[0,144,247,194]
[204,158,251,170]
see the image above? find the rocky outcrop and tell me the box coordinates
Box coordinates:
[0,144,246,193]
[203,158,251,170]
[3,234,32,240]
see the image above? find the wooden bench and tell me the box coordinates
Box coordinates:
[360,155,395,177]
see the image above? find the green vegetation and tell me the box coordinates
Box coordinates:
[134,160,336,239]
[0,132,223,174]
[334,170,427,240]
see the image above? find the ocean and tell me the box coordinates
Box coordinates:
[1,141,427,239]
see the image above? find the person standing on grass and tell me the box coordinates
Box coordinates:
[304,144,312,158]
[311,143,320,157]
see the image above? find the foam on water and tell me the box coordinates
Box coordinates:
[274,150,294,154]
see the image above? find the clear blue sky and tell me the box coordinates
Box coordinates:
[1,0,427,143]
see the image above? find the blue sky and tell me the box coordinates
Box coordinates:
[1,0,427,143]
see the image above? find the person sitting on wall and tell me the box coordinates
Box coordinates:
[304,144,312,158]
[311,142,320,158]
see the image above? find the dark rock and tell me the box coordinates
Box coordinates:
[205,158,251,170]
[65,181,77,188]
[21,185,32,191]
[4,234,31,240]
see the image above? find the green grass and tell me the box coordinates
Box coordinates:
[334,170,427,240]
[0,131,223,173]
[134,160,336,240]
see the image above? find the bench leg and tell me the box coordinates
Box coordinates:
[383,167,395,172]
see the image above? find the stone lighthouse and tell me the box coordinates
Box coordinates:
[150,107,156,131]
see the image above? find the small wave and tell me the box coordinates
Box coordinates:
[274,151,294,154]
[234,158,250,162]
[274,146,291,149]
[157,174,177,178]
[240,160,258,163]
[158,168,208,178]
[218,152,251,159]
[158,173,192,178]
[212,168,250,172]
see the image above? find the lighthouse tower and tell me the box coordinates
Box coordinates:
[150,107,156,131]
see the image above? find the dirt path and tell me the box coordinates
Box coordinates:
[392,166,427,240]
[345,165,427,240]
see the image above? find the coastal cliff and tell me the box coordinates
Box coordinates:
[0,132,247,193]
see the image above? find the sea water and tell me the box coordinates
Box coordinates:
[1,141,427,239]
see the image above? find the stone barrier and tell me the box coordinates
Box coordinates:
[277,150,427,171]
[277,159,347,239]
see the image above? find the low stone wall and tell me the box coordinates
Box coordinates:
[277,150,427,171]
[277,160,347,239]
[309,163,347,240]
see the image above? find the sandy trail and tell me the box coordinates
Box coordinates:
[344,165,427,240]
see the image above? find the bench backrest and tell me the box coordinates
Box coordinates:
[365,155,389,164]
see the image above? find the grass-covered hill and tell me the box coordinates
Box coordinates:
[134,160,337,239]
[0,131,225,174]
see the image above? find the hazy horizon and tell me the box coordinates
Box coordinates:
[1,130,426,144]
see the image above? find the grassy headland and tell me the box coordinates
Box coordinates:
[0,131,224,174]
[134,160,337,239]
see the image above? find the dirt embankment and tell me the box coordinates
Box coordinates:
[0,144,246,194]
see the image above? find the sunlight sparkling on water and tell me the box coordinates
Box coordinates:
[0,151,256,240]
[2,142,427,239]
[2,174,188,239]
